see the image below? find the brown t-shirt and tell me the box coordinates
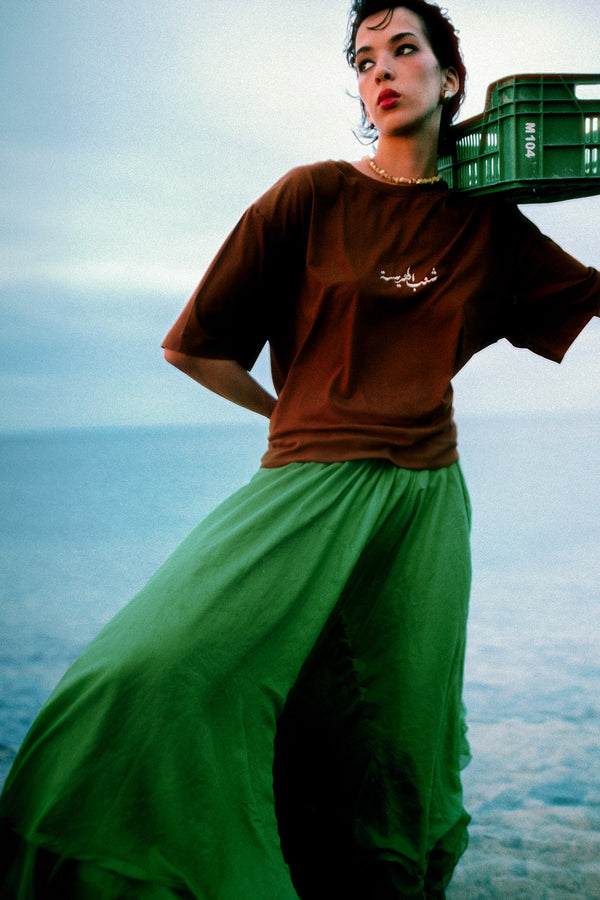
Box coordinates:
[163,160,600,469]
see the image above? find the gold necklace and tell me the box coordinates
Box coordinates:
[366,157,441,185]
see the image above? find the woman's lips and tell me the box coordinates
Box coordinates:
[378,90,400,109]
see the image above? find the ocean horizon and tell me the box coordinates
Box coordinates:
[1,414,599,898]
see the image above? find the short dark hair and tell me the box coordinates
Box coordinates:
[344,1,467,153]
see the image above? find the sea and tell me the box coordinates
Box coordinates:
[1,415,599,899]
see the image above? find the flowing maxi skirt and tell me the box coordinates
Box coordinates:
[0,459,473,899]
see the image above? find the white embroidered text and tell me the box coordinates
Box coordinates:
[380,266,438,292]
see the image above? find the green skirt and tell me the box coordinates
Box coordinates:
[0,460,473,899]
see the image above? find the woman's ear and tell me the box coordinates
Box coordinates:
[442,66,460,100]
[361,98,375,128]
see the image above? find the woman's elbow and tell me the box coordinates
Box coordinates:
[163,347,186,369]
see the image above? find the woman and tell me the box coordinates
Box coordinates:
[1,2,599,898]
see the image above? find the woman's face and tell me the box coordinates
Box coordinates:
[355,6,457,141]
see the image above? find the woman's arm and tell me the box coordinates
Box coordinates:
[164,349,277,419]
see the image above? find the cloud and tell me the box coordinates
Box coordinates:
[1,0,600,431]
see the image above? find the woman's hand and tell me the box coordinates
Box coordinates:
[164,349,277,419]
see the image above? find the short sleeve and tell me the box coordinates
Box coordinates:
[502,205,600,363]
[162,167,313,371]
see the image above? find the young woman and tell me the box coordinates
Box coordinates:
[1,2,598,898]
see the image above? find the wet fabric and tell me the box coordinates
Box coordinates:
[0,460,472,899]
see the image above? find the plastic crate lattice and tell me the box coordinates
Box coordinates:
[439,73,600,202]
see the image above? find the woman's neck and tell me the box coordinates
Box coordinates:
[371,133,440,181]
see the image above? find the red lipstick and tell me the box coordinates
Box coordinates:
[378,89,400,109]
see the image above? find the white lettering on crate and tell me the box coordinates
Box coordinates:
[525,122,537,159]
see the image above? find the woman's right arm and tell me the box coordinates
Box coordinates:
[164,349,277,420]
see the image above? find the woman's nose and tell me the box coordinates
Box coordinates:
[375,64,393,83]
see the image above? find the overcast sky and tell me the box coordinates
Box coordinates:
[2,0,599,433]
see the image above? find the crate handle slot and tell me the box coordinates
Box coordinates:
[575,83,600,100]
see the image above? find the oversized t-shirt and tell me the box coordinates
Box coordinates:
[163,160,600,469]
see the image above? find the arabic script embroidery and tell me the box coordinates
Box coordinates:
[380,266,438,292]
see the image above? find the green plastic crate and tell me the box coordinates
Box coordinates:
[438,73,600,202]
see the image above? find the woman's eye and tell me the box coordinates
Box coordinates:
[357,43,418,71]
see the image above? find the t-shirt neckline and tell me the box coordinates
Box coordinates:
[333,159,448,196]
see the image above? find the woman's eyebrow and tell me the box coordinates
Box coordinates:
[356,31,418,59]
